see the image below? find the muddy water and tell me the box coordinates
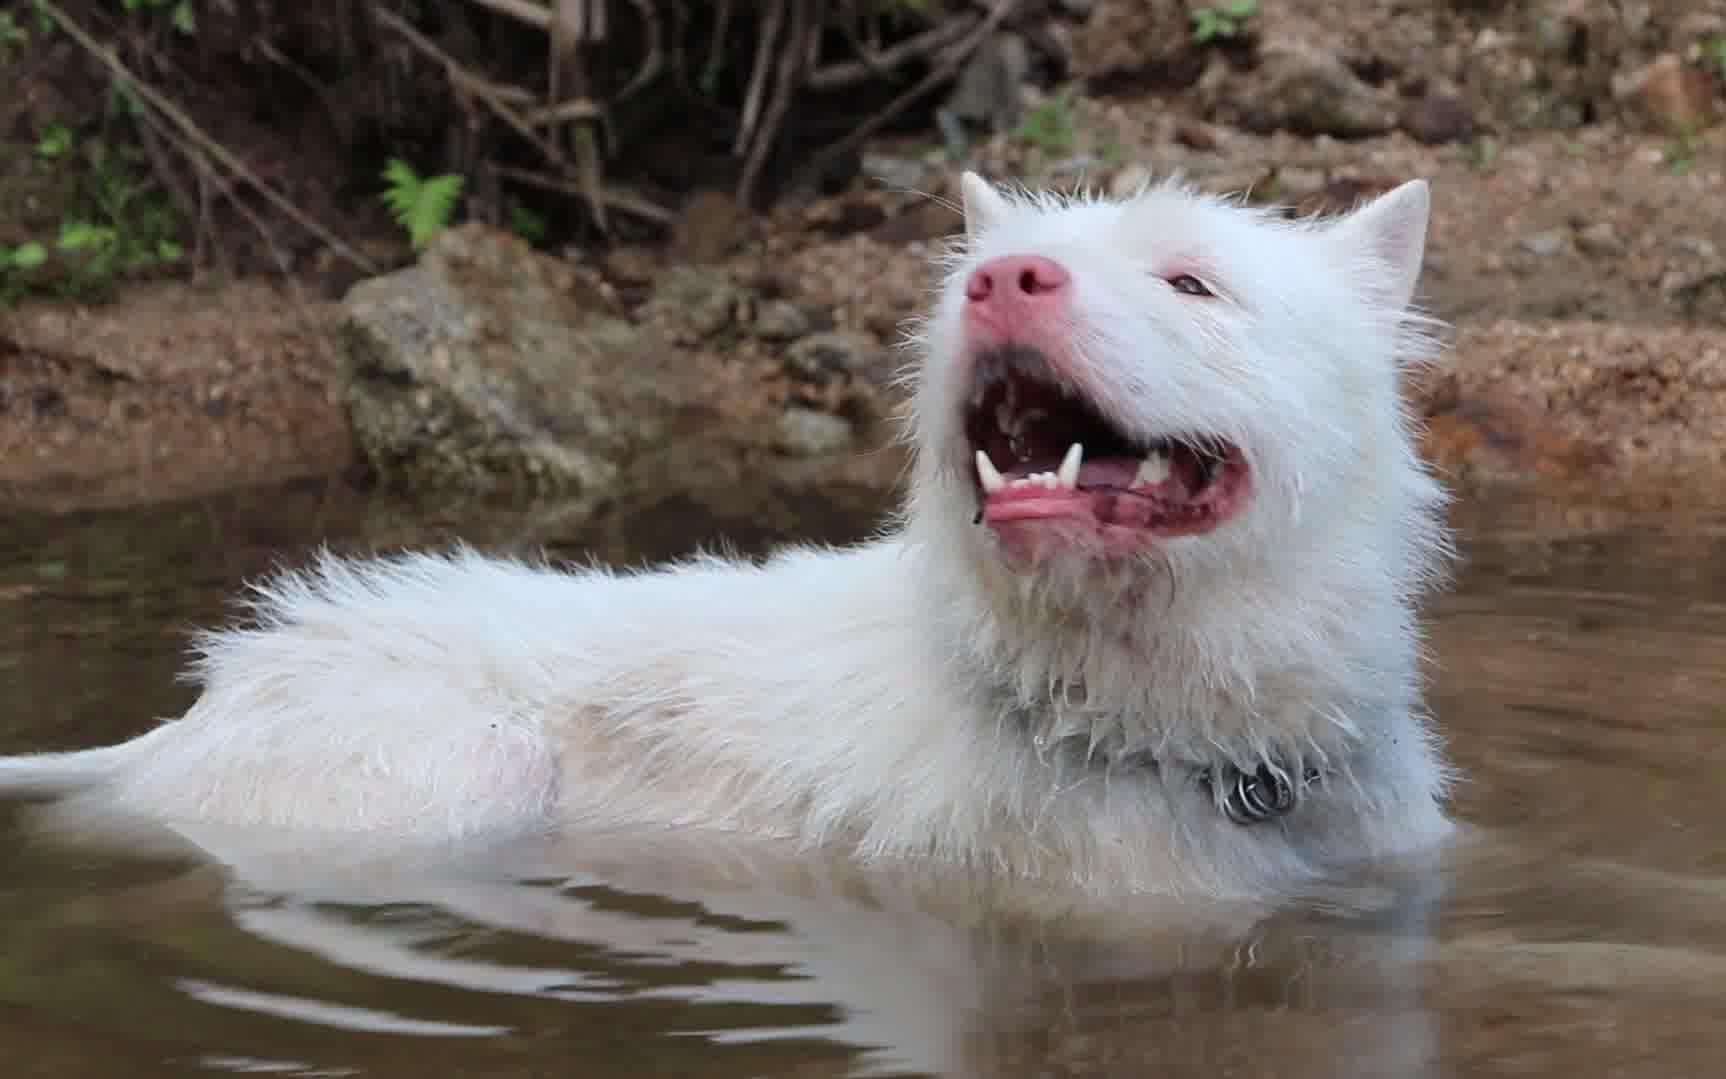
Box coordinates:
[2,479,1726,1078]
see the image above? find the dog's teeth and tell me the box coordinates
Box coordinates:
[1040,471,1060,489]
[975,450,1006,493]
[1134,450,1172,487]
[1056,443,1083,489]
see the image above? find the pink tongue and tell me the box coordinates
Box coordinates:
[1072,459,1145,489]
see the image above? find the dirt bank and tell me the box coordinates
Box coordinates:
[2,0,1723,519]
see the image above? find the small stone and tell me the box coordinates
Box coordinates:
[1676,236,1719,261]
[1575,222,1624,257]
[1520,229,1569,257]
[1218,40,1398,139]
[776,407,856,457]
[1401,91,1475,145]
[640,266,742,342]
[861,153,927,194]
[1173,122,1221,152]
[785,331,883,383]
[601,247,658,286]
[752,300,812,342]
[673,189,750,265]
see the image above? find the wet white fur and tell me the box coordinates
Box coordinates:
[0,173,1455,900]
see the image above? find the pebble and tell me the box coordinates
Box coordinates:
[785,331,882,383]
[1576,222,1624,257]
[861,154,928,194]
[752,300,812,342]
[776,407,856,457]
[1521,230,1570,257]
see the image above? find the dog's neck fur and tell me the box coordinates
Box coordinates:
[905,491,1419,788]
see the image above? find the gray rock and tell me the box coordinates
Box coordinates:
[1213,41,1397,139]
[1576,222,1624,257]
[637,265,743,343]
[862,153,929,194]
[341,224,705,497]
[776,407,856,457]
[1520,229,1570,257]
[752,300,813,342]
[785,331,888,385]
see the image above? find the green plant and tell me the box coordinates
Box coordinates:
[0,11,29,51]
[380,158,464,250]
[23,0,57,36]
[119,0,196,35]
[36,124,74,159]
[1191,0,1259,45]
[509,204,548,246]
[1,130,185,305]
[0,243,49,270]
[1666,130,1698,176]
[1014,89,1077,155]
[1467,135,1500,171]
[1704,36,1726,80]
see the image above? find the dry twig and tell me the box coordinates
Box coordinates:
[615,0,664,101]
[460,0,553,30]
[735,0,786,156]
[809,12,980,91]
[792,0,1019,196]
[491,164,675,226]
[737,0,814,207]
[371,6,577,173]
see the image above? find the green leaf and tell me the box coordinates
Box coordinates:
[172,0,195,34]
[381,158,464,250]
[58,221,115,252]
[36,124,73,159]
[158,239,184,261]
[10,242,47,269]
[509,205,548,245]
[0,12,28,47]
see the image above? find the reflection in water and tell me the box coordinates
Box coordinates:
[1,482,1725,1077]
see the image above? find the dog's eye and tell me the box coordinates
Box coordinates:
[1167,274,1213,297]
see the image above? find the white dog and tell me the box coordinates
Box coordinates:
[0,171,1454,900]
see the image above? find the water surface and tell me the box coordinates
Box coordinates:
[3,479,1725,1077]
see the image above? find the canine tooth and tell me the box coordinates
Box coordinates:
[975,450,1006,493]
[1056,443,1083,488]
[1134,451,1171,486]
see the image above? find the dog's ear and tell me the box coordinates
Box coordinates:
[961,171,1010,240]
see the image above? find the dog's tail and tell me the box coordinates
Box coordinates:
[0,744,134,796]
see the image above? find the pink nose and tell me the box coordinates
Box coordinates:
[964,255,1071,307]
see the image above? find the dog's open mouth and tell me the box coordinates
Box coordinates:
[962,345,1252,543]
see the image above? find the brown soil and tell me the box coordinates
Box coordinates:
[0,281,354,512]
[2,0,1725,517]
